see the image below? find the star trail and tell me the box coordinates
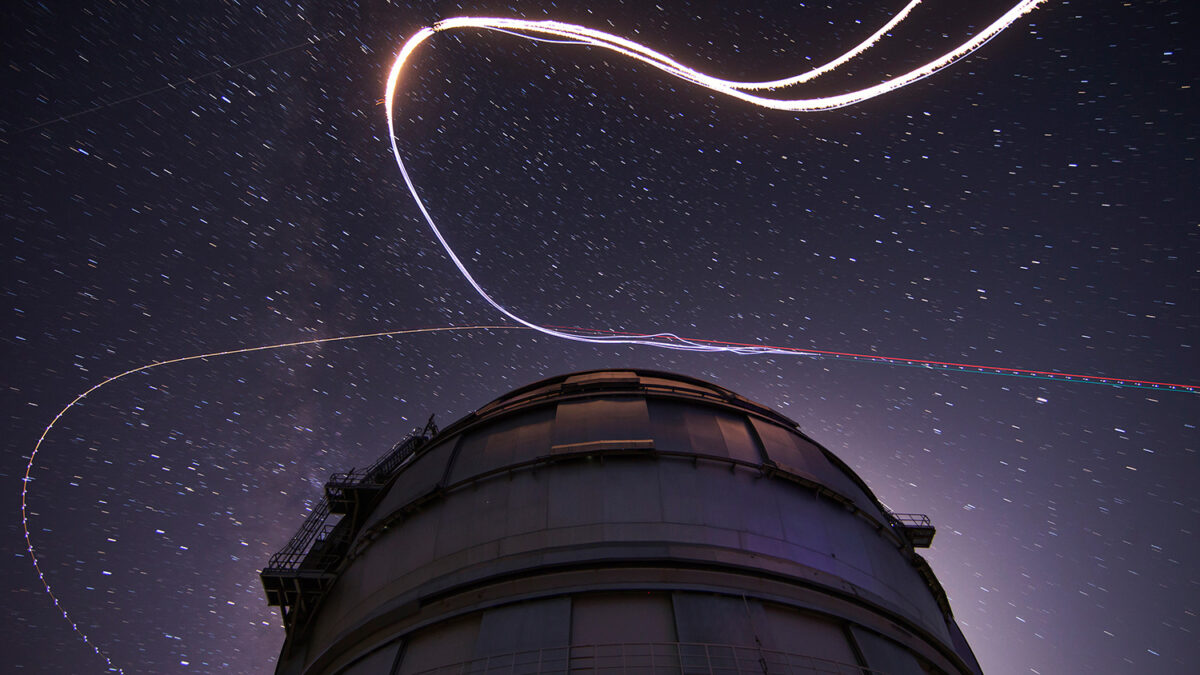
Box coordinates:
[4,1,1197,674]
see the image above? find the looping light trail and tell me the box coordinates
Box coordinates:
[26,2,1198,670]
[389,3,1184,372]
[380,1,1196,395]
[483,0,928,90]
[383,4,1051,356]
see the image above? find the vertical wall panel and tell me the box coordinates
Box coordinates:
[397,614,481,675]
[657,456,703,525]
[601,459,663,523]
[681,405,729,457]
[761,604,860,666]
[553,398,650,447]
[749,419,882,518]
[825,508,873,574]
[503,469,549,538]
[337,640,401,675]
[358,505,439,589]
[448,407,555,483]
[571,593,676,643]
[363,438,458,531]
[776,488,833,557]
[750,418,819,479]
[446,431,492,485]
[546,464,605,529]
[850,626,929,675]
[715,412,762,464]
[433,479,504,559]
[474,598,572,657]
[647,399,692,454]
[672,593,758,644]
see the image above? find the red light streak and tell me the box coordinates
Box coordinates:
[550,326,1199,393]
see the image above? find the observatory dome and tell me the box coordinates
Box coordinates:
[263,369,980,675]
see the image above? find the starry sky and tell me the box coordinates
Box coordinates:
[3,1,1196,673]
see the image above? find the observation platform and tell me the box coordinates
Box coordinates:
[893,512,937,548]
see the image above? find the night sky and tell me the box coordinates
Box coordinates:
[3,1,1197,673]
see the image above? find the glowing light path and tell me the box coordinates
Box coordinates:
[383,2,1050,356]
[21,325,530,674]
[379,0,1198,394]
[553,327,1200,394]
[379,2,1197,391]
[26,2,1200,670]
[22,319,1198,669]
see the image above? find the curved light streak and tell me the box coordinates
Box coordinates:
[487,0,927,90]
[384,2,1049,358]
[382,1,1195,395]
[24,316,1198,667]
[723,0,925,90]
[554,326,1200,394]
[30,1,1197,669]
[21,324,529,673]
[395,1,1048,114]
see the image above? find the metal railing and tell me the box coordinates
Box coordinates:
[889,513,931,528]
[329,415,438,490]
[411,642,878,675]
[887,512,935,549]
[263,497,340,573]
[264,417,439,576]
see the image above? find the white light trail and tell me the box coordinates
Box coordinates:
[21,325,530,674]
[717,0,925,90]
[27,6,1060,670]
[384,2,1048,354]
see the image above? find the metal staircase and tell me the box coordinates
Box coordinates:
[260,416,437,631]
